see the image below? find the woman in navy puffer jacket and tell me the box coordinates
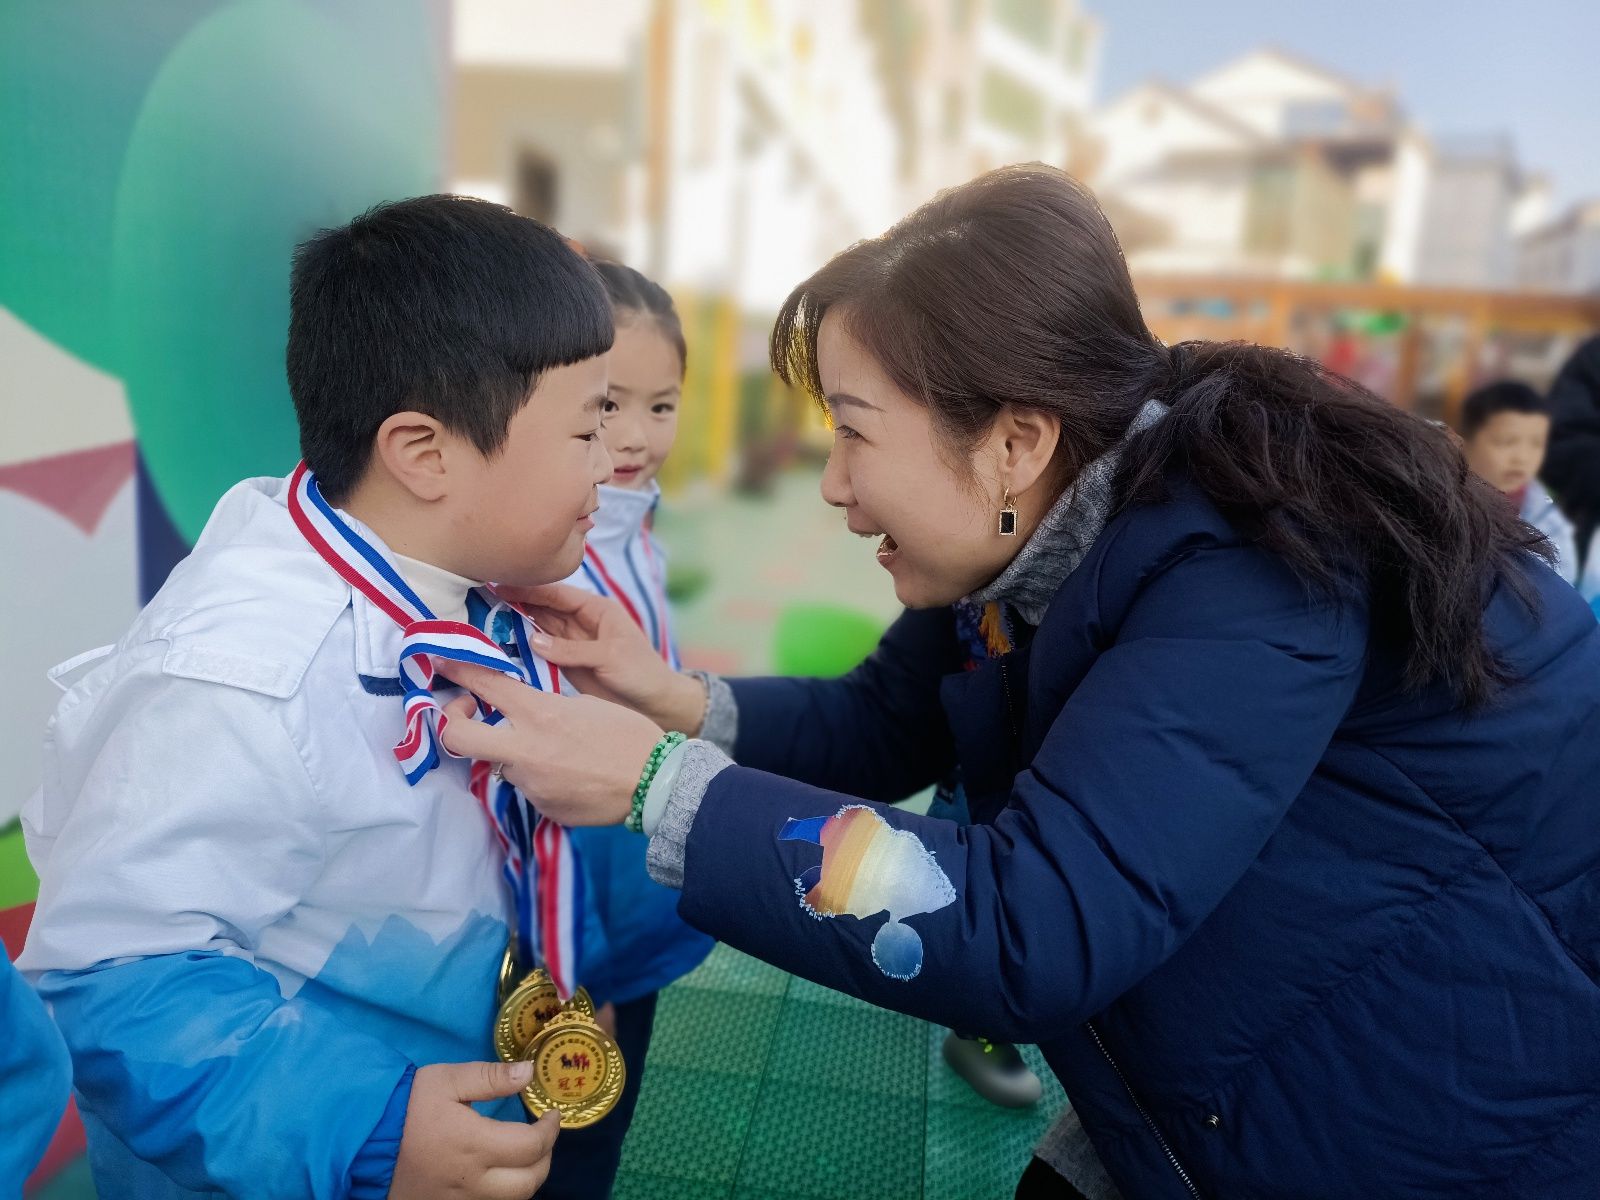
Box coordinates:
[441,165,1600,1200]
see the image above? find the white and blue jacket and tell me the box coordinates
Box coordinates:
[19,476,525,1199]
[1520,480,1581,587]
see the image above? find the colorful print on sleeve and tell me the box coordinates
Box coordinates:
[779,806,956,981]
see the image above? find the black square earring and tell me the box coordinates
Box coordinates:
[999,488,1018,537]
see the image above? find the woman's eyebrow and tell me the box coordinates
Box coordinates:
[826,392,880,413]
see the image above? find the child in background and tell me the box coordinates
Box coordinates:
[1460,381,1580,585]
[19,196,609,1199]
[537,258,714,1199]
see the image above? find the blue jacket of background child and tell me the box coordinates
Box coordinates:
[562,480,712,1003]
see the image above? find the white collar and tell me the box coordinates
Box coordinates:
[390,551,481,626]
[587,481,659,551]
[331,505,481,678]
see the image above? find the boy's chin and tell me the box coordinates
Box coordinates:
[489,537,587,589]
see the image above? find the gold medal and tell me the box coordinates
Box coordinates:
[497,939,519,1006]
[518,1009,626,1128]
[494,968,596,1063]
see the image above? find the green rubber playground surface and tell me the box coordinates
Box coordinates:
[612,944,1067,1199]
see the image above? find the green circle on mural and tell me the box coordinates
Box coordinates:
[110,0,439,541]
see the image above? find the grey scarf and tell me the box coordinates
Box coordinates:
[967,399,1168,625]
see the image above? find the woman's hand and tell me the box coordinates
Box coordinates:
[436,660,664,826]
[493,583,708,734]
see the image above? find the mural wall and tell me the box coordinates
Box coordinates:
[0,3,447,1185]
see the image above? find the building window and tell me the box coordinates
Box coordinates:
[980,67,1045,142]
[993,0,1055,50]
[515,150,558,224]
[1063,18,1086,71]
[1283,100,1347,138]
[942,84,963,141]
[1244,163,1294,258]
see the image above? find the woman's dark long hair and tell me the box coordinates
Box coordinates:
[771,163,1550,706]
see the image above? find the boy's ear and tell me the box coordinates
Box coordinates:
[373,411,450,502]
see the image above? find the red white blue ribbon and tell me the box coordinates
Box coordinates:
[287,462,582,998]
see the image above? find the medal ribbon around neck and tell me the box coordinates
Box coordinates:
[287,462,583,999]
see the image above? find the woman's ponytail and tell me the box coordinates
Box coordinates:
[1121,341,1552,706]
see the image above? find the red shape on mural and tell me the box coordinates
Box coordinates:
[0,441,136,536]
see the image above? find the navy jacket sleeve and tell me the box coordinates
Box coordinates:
[678,539,1368,1040]
[725,606,963,801]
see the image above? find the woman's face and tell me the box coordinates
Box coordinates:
[816,312,1021,608]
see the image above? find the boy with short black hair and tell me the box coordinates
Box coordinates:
[1459,380,1579,584]
[21,195,613,1199]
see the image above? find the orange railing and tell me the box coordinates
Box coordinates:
[1135,276,1600,422]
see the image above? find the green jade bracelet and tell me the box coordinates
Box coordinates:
[627,731,687,834]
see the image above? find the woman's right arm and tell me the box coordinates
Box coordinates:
[517,585,963,803]
[718,606,963,800]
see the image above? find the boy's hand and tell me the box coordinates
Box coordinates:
[390,1061,560,1200]
[493,583,707,734]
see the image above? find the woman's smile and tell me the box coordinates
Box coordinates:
[848,520,900,569]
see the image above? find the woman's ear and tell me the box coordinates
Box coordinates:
[372,411,450,502]
[994,406,1062,499]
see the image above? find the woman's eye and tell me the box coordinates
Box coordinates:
[836,425,861,441]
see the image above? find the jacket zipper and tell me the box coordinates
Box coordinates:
[1086,1020,1202,1200]
[998,659,1020,748]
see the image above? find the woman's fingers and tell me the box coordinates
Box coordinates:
[438,710,521,764]
[526,630,609,669]
[440,693,478,724]
[434,659,535,715]
[492,582,600,617]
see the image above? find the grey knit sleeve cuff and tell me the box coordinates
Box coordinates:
[686,670,738,755]
[644,739,734,890]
